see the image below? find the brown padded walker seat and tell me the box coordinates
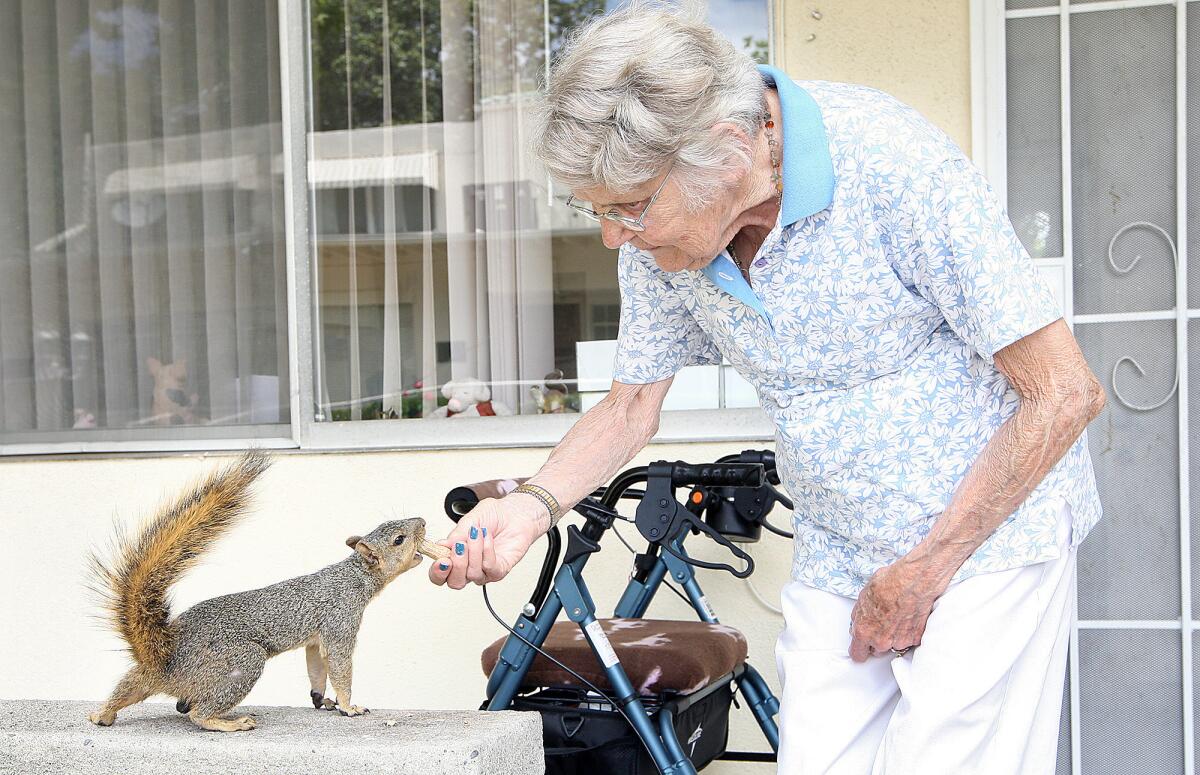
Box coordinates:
[481,618,749,697]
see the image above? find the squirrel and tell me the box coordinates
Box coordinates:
[87,450,450,732]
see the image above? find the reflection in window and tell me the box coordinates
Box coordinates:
[306,0,769,421]
[0,1,289,442]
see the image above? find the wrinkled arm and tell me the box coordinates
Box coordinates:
[515,377,674,533]
[905,319,1106,583]
[849,319,1105,659]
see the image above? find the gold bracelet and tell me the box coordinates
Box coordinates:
[511,483,563,526]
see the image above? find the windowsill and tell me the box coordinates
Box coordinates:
[303,406,775,451]
[312,225,603,244]
[0,408,775,457]
[0,435,300,459]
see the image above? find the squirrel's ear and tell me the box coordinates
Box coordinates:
[349,538,379,565]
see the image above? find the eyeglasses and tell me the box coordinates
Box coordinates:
[558,160,674,232]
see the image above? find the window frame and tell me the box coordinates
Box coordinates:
[0,0,780,457]
[970,0,1072,323]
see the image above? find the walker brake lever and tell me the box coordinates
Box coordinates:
[665,508,756,578]
[634,462,759,578]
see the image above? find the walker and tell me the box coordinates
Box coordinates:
[444,451,793,774]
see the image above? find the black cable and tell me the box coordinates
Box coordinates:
[610,519,638,554]
[590,485,646,501]
[596,492,695,610]
[760,519,794,539]
[610,522,696,609]
[762,485,796,538]
[480,585,619,708]
[523,505,690,610]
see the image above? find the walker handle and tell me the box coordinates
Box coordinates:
[443,478,527,522]
[669,462,764,489]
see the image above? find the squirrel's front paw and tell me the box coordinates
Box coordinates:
[337,705,370,717]
[88,711,114,727]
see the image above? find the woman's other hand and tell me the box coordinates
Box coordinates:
[848,556,947,662]
[427,496,545,589]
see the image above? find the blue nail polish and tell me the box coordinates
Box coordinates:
[455,542,465,556]
[439,562,449,571]
[482,527,487,538]
[470,525,479,540]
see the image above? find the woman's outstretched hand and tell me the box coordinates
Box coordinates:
[427,496,545,589]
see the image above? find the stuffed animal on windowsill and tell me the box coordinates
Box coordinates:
[425,378,513,418]
[147,357,207,426]
[530,369,576,414]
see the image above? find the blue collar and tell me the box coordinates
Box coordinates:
[757,65,835,225]
[700,254,772,322]
[694,68,834,324]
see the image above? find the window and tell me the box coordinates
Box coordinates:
[304,0,772,426]
[0,0,771,453]
[0,1,290,445]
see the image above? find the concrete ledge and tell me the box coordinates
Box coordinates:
[0,701,544,775]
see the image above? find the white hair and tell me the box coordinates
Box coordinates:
[531,1,766,212]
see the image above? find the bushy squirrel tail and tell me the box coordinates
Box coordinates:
[89,450,272,674]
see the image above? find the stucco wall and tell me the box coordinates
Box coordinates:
[1,444,794,771]
[780,0,973,156]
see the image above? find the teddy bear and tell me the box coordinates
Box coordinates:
[73,408,97,429]
[147,357,205,426]
[426,377,513,418]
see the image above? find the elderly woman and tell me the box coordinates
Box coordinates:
[429,5,1104,774]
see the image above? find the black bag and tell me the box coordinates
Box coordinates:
[511,682,733,775]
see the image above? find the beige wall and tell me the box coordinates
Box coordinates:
[779,0,973,156]
[1,445,792,772]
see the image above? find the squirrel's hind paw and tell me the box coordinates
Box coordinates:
[87,711,114,727]
[191,714,257,732]
[337,705,369,717]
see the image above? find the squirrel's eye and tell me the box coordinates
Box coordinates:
[393,535,406,546]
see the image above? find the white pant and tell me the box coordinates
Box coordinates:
[775,507,1075,775]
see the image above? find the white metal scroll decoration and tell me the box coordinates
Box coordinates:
[1106,221,1179,412]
